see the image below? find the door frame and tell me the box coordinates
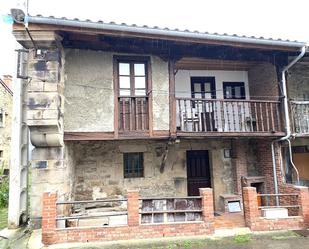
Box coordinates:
[186,149,213,196]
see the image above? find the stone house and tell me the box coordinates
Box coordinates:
[9,12,309,245]
[0,75,13,174]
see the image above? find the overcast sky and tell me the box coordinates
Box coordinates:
[0,0,308,77]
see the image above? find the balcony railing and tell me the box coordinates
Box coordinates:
[290,101,309,134]
[176,98,282,133]
[119,97,149,132]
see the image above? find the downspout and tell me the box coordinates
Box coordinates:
[271,46,306,205]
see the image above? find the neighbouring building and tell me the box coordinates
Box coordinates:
[285,57,309,186]
[9,12,309,245]
[0,75,13,175]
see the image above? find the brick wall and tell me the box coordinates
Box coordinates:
[248,62,279,101]
[41,188,214,245]
[232,140,248,195]
[243,187,307,231]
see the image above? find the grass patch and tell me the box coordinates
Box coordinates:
[0,207,8,229]
[272,231,299,240]
[233,234,252,243]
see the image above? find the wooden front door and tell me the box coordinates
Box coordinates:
[186,150,211,196]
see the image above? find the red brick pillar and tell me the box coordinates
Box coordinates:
[42,192,57,245]
[243,187,259,229]
[199,188,214,224]
[232,140,248,195]
[295,186,309,226]
[127,190,140,226]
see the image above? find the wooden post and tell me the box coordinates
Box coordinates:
[169,60,176,137]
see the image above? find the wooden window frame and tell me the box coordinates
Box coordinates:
[223,82,246,100]
[190,77,216,99]
[123,152,144,178]
[113,56,153,138]
[118,60,148,97]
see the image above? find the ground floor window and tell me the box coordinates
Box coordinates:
[123,152,144,178]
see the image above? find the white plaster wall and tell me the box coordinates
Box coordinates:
[175,70,250,99]
[151,56,169,131]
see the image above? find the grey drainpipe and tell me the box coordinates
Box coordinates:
[271,46,306,205]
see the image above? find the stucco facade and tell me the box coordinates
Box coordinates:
[0,78,13,171]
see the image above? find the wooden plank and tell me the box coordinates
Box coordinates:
[176,131,286,138]
[64,132,115,141]
[147,59,153,136]
[113,57,119,138]
[169,60,177,136]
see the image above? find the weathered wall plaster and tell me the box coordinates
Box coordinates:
[0,82,12,170]
[70,139,235,210]
[64,50,170,132]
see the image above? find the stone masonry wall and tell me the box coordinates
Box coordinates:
[70,139,235,210]
[63,50,169,132]
[0,82,12,170]
[288,62,309,100]
[26,42,74,228]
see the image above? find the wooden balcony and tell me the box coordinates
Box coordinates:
[118,97,149,132]
[176,98,283,137]
[290,101,309,135]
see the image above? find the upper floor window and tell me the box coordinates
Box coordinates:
[223,82,246,100]
[191,77,216,99]
[118,61,147,97]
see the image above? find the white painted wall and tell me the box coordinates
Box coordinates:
[175,70,250,99]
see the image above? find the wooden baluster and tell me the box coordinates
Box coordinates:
[184,99,188,131]
[220,100,224,132]
[178,99,183,131]
[196,99,201,132]
[202,99,206,131]
[254,102,259,132]
[122,99,127,131]
[260,102,264,131]
[232,101,236,132]
[276,102,281,132]
[214,100,219,132]
[306,104,309,133]
[141,98,144,131]
[243,101,247,132]
[237,102,242,132]
[226,101,231,132]
[209,100,213,132]
[129,98,132,131]
[248,101,253,132]
[135,97,138,130]
[265,102,270,132]
[190,99,195,131]
[270,102,275,132]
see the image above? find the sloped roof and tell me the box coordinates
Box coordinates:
[24,14,306,49]
[0,79,13,96]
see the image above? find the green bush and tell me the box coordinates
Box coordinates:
[0,177,9,208]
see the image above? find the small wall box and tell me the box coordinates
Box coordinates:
[228,201,241,213]
[261,208,288,219]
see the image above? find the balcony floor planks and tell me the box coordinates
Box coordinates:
[176,131,285,138]
[64,131,285,141]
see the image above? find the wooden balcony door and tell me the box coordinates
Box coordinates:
[117,59,150,133]
[186,150,211,196]
[186,77,216,132]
